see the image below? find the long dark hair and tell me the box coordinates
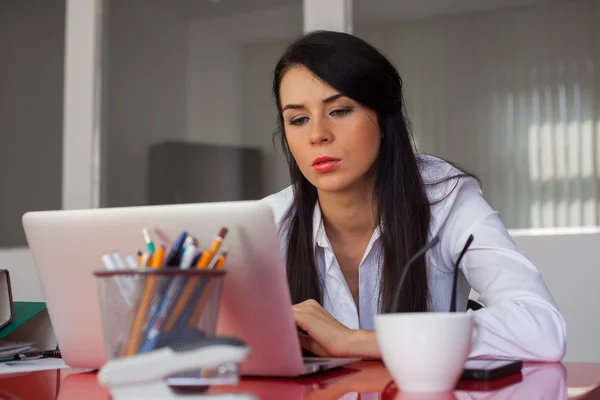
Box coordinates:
[273,31,469,313]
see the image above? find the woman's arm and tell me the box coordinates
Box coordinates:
[293,299,381,358]
[439,179,567,362]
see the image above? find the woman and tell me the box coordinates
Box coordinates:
[262,31,566,362]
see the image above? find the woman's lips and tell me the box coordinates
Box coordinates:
[312,156,341,173]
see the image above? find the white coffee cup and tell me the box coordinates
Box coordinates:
[374,312,477,393]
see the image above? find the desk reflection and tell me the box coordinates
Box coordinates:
[455,362,566,400]
[57,371,109,400]
[54,361,569,400]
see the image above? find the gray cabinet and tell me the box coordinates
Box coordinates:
[148,142,264,205]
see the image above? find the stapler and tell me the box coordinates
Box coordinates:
[98,336,257,400]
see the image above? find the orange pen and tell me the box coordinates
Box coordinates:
[213,247,229,269]
[123,245,165,356]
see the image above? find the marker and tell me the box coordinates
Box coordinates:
[125,255,138,268]
[142,228,156,254]
[180,243,198,269]
[101,253,117,270]
[111,252,127,269]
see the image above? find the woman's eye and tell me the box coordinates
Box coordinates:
[331,108,352,117]
[290,117,309,126]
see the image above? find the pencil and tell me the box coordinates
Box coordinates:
[188,248,229,326]
[207,246,228,270]
[194,228,228,268]
[123,245,165,356]
[163,228,228,332]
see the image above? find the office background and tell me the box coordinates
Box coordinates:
[0,0,598,360]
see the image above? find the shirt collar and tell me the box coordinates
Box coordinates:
[312,201,382,265]
[312,202,331,250]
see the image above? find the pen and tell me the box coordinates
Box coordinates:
[214,247,229,269]
[163,228,228,332]
[188,246,229,326]
[6,349,61,362]
[142,241,196,339]
[191,252,202,266]
[140,241,199,352]
[180,236,196,256]
[164,231,187,267]
[150,245,166,268]
[188,247,229,326]
[139,252,151,267]
[142,228,156,254]
[124,245,165,356]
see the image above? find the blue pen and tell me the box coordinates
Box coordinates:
[163,231,187,267]
[140,242,198,353]
[191,252,203,266]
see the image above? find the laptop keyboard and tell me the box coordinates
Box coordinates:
[303,357,333,365]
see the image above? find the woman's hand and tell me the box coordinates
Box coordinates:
[292,299,381,359]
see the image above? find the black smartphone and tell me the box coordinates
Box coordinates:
[461,359,523,380]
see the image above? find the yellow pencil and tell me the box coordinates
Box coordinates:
[195,228,228,268]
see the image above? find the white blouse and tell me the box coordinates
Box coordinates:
[262,155,566,362]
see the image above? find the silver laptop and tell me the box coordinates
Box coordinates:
[22,201,359,376]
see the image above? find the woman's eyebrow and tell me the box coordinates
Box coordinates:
[282,93,344,112]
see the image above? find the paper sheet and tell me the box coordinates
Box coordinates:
[0,358,68,375]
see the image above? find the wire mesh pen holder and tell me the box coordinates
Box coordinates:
[94,269,238,386]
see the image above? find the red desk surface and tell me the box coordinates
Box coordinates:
[1,361,599,399]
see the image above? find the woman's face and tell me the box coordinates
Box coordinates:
[279,65,381,194]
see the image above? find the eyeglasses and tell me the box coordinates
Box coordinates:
[391,233,475,313]
[449,234,474,312]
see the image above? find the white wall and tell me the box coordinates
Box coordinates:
[369,0,600,230]
[209,0,600,228]
[510,229,600,362]
[103,0,190,207]
[186,4,303,194]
